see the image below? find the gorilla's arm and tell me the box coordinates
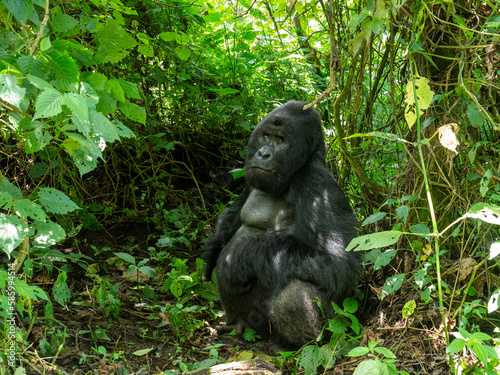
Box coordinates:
[201,188,250,279]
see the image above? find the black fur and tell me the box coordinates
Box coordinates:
[202,101,359,349]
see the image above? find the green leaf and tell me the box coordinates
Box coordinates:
[479,168,492,197]
[347,346,370,357]
[298,345,322,375]
[353,359,379,375]
[138,45,154,57]
[343,297,358,314]
[24,125,53,154]
[361,212,386,226]
[396,205,409,223]
[84,73,108,91]
[50,49,79,82]
[374,346,396,358]
[0,73,26,107]
[27,75,57,91]
[62,93,90,120]
[13,199,46,221]
[176,46,191,61]
[107,79,125,102]
[0,173,23,199]
[33,90,63,119]
[32,221,66,247]
[467,102,484,127]
[53,271,71,306]
[37,187,80,214]
[346,231,402,252]
[402,299,416,319]
[374,249,397,270]
[14,277,38,299]
[404,75,435,129]
[51,13,78,33]
[95,19,138,64]
[471,342,489,366]
[118,79,141,99]
[114,252,136,265]
[133,348,154,356]
[381,274,405,300]
[119,101,146,124]
[0,213,27,256]
[159,31,178,42]
[242,328,257,342]
[3,0,34,23]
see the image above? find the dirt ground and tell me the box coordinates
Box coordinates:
[17,223,451,375]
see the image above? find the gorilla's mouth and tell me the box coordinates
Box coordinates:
[251,167,276,173]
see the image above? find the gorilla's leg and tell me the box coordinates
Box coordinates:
[269,279,329,349]
[217,281,273,337]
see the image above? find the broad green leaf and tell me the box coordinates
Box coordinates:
[479,168,492,197]
[361,212,386,226]
[404,75,434,129]
[32,221,66,247]
[353,359,379,375]
[176,46,191,61]
[138,45,154,57]
[3,0,33,23]
[119,101,146,124]
[396,205,409,223]
[84,73,108,91]
[33,90,63,119]
[14,277,38,299]
[107,79,125,102]
[159,31,178,42]
[0,191,12,208]
[0,73,26,107]
[24,126,53,153]
[374,346,396,358]
[37,187,80,214]
[402,299,416,319]
[118,79,141,99]
[114,252,136,265]
[51,13,78,33]
[381,274,405,300]
[0,213,27,256]
[133,348,154,356]
[347,346,370,357]
[53,271,71,306]
[62,93,89,120]
[95,19,138,63]
[72,148,99,175]
[346,231,402,252]
[113,120,135,139]
[0,173,23,199]
[14,199,46,221]
[27,75,57,91]
[298,345,321,375]
[374,249,397,270]
[467,102,484,127]
[50,50,79,82]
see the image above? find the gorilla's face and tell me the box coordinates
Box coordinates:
[245,101,324,195]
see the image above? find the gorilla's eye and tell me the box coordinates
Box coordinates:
[262,133,269,140]
[277,136,285,143]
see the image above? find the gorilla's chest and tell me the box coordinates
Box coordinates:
[239,189,294,233]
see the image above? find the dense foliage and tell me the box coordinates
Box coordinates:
[0,0,499,374]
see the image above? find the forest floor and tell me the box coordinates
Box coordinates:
[21,222,451,375]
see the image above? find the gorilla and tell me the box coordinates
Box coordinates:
[202,101,359,349]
